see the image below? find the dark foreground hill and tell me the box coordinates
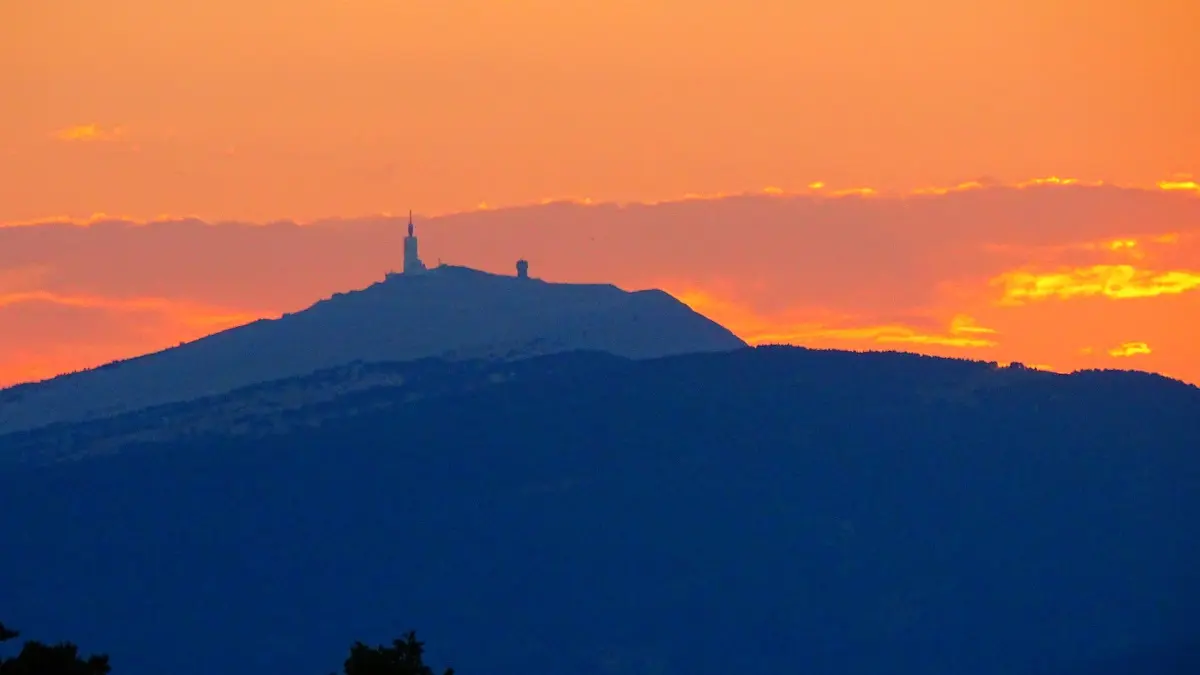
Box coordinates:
[2,346,1199,675]
[0,265,744,435]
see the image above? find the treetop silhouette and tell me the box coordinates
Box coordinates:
[0,622,111,675]
[340,631,454,675]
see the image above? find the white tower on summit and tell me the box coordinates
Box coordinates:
[403,210,427,274]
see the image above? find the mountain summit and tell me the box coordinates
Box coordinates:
[0,264,745,434]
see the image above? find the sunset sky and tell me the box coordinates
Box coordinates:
[2,0,1198,386]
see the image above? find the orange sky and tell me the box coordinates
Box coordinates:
[2,1,1198,388]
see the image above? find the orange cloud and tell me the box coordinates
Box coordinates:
[0,212,195,228]
[6,176,1196,227]
[51,124,126,142]
[754,321,996,349]
[947,314,997,336]
[910,181,986,196]
[830,187,877,197]
[672,288,997,350]
[539,196,595,206]
[985,231,1185,262]
[0,290,263,329]
[0,291,271,387]
[1108,341,1152,358]
[0,265,51,293]
[1158,176,1199,193]
[993,265,1200,305]
[1015,176,1104,189]
[432,174,1156,218]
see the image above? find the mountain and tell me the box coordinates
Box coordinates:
[0,351,636,464]
[2,346,1198,675]
[1049,639,1200,675]
[0,265,744,435]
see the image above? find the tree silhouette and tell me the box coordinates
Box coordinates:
[340,631,454,675]
[0,622,110,675]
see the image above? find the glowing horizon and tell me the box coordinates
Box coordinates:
[3,180,1198,390]
[3,0,1197,389]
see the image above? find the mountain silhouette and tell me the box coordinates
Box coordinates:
[2,346,1197,675]
[0,265,744,435]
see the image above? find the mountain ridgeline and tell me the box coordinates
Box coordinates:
[2,346,1198,675]
[0,266,745,435]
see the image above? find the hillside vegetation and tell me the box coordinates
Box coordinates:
[2,346,1198,675]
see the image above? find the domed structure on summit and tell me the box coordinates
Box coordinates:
[394,210,532,280]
